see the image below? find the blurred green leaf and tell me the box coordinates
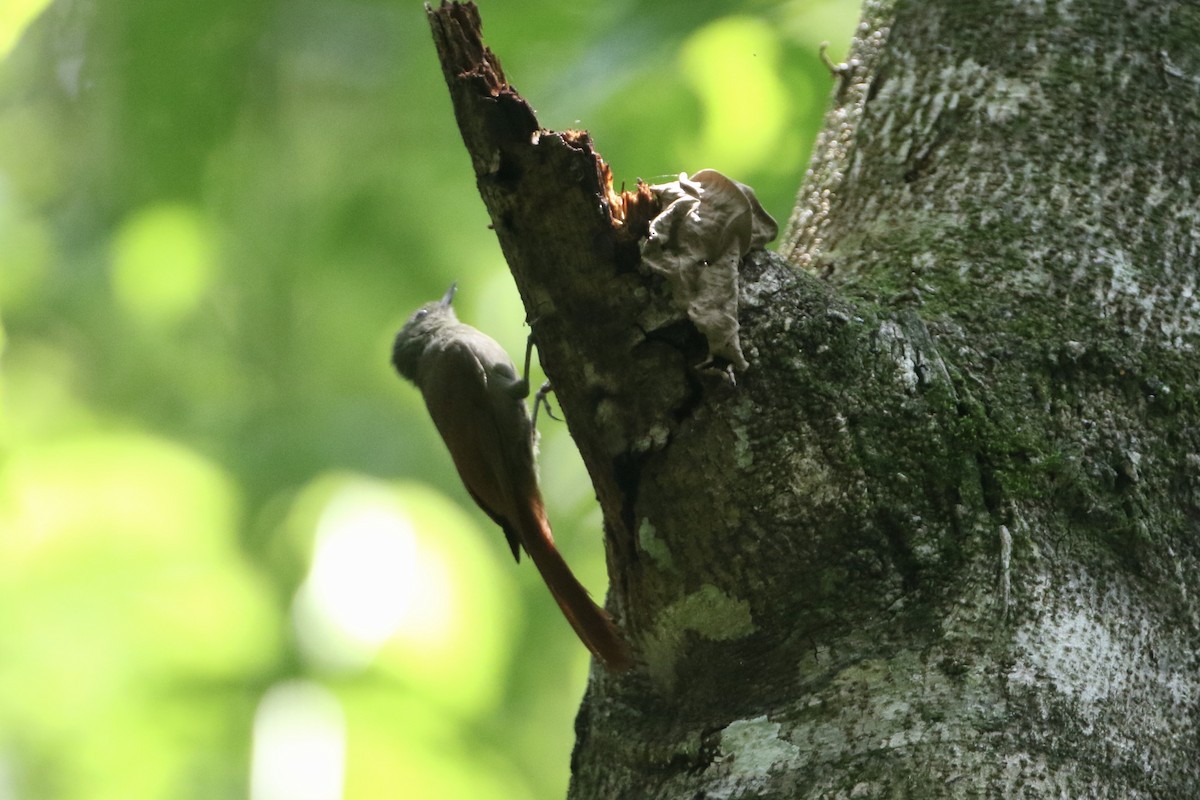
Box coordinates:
[109,203,218,326]
[0,1,861,797]
[0,433,279,798]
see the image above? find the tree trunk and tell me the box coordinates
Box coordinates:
[428,1,1200,797]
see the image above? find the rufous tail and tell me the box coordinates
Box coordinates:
[517,501,633,672]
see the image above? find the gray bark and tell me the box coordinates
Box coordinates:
[429,1,1200,797]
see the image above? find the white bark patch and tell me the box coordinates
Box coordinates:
[1095,246,1140,308]
[1008,567,1198,747]
[1011,605,1124,710]
[704,715,800,796]
[998,524,1013,618]
[642,170,778,371]
[984,77,1035,122]
[896,59,1041,149]
[875,320,920,390]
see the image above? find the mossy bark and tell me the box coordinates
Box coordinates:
[429,1,1200,796]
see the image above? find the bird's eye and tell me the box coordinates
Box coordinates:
[414,309,428,320]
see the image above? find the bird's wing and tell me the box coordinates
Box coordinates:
[419,334,535,560]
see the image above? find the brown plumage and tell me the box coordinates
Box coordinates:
[392,284,631,671]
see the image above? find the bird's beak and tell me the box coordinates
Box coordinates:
[441,282,457,307]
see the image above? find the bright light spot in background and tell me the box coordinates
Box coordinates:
[0,0,50,58]
[251,681,346,800]
[293,483,457,672]
[109,202,217,326]
[679,17,790,175]
[285,476,517,716]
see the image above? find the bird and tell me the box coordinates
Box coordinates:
[391,283,632,671]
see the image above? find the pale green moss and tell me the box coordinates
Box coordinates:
[637,518,675,572]
[642,585,756,691]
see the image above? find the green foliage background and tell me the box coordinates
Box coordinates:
[0,1,858,797]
